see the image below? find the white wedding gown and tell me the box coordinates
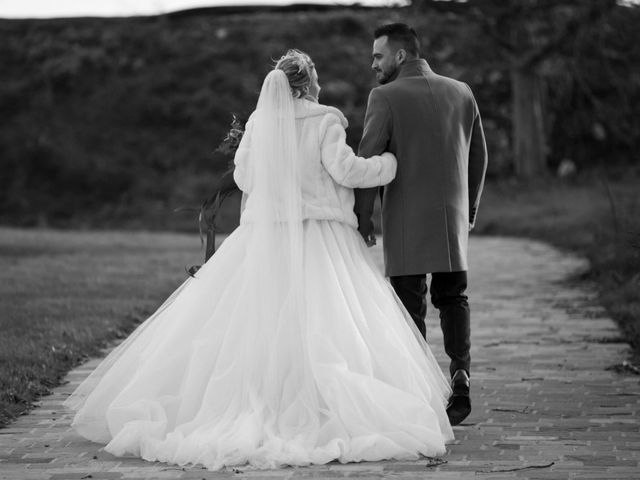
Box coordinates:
[65,72,455,471]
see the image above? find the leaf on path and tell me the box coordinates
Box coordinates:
[477,461,555,474]
[491,406,531,414]
[606,360,640,375]
[425,457,447,468]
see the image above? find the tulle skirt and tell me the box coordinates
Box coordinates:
[65,220,454,470]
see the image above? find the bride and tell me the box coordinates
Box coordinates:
[65,49,454,470]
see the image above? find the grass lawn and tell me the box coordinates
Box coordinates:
[475,166,640,361]
[0,228,210,427]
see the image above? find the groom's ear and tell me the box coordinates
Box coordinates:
[396,49,407,64]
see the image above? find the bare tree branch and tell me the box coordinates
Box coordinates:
[411,0,617,68]
[516,0,617,69]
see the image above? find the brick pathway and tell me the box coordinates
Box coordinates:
[1,237,639,479]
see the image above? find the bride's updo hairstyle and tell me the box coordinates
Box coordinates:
[275,49,315,99]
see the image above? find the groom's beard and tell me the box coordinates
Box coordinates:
[375,65,400,85]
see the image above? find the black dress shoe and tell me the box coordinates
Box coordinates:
[446,369,471,426]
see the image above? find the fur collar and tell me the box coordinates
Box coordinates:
[294,99,348,128]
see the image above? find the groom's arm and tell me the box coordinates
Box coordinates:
[355,88,392,241]
[467,88,488,230]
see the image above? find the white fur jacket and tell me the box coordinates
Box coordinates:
[233,99,396,228]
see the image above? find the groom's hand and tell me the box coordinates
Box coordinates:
[357,214,376,247]
[365,233,377,247]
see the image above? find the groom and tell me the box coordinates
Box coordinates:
[355,23,488,426]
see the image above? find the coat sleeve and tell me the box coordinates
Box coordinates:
[232,116,254,193]
[320,113,396,189]
[354,88,393,219]
[466,85,488,229]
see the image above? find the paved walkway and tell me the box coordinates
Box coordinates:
[1,237,639,479]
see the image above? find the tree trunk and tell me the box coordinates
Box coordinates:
[511,67,548,178]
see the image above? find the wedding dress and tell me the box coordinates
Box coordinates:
[65,70,454,470]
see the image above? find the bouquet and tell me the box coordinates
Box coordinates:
[179,113,247,275]
[215,114,246,157]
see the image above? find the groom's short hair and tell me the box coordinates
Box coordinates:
[374,23,420,57]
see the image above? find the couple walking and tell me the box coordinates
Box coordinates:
[65,23,488,470]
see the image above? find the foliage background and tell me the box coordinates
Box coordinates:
[1,3,638,231]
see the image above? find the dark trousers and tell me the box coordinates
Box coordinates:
[390,271,470,377]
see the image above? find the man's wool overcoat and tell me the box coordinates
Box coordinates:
[355,59,488,276]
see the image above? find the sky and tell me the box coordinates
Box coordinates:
[0,0,408,19]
